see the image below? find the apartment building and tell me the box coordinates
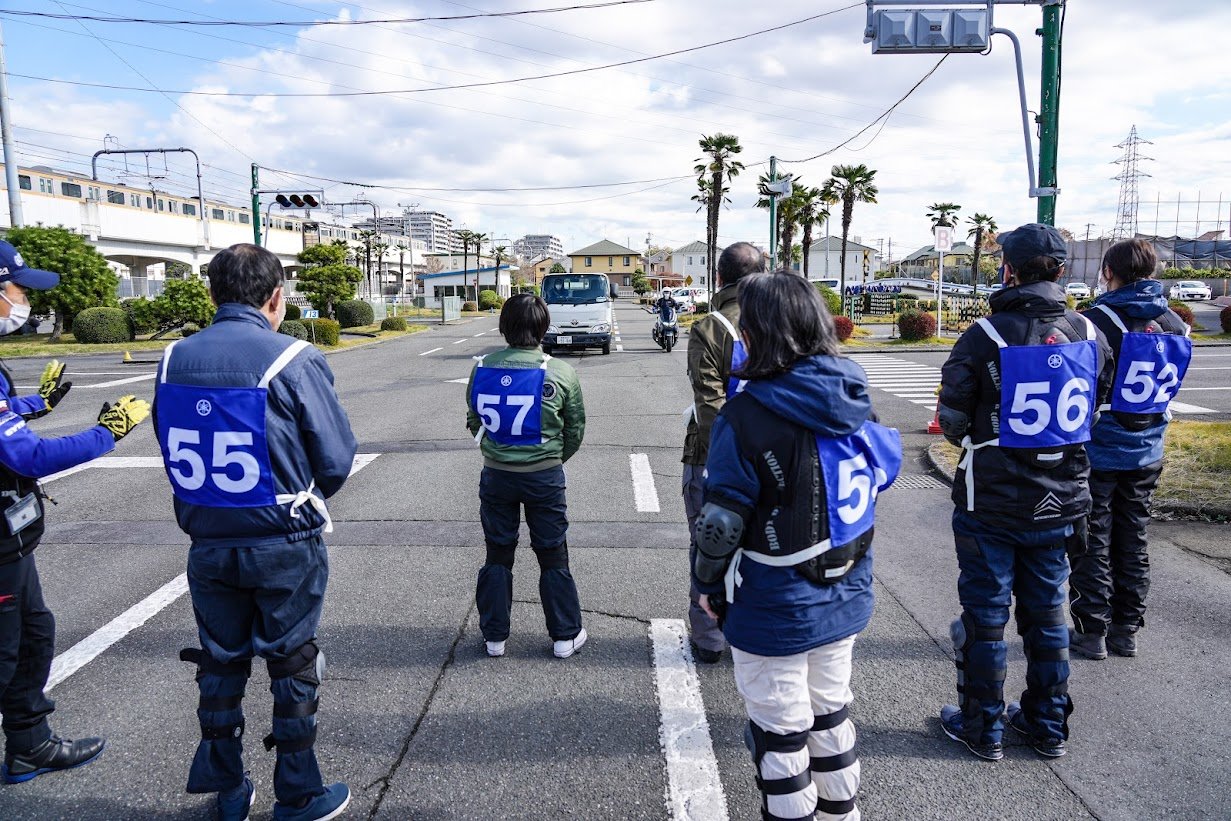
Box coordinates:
[513,234,564,261]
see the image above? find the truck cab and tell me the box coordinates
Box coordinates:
[541,273,614,355]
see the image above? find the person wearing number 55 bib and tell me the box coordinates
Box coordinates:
[693,271,901,821]
[153,244,357,821]
[466,294,587,660]
[1068,240,1192,661]
[937,224,1113,762]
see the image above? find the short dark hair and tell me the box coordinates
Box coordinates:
[499,293,550,347]
[736,269,839,380]
[1102,239,1158,283]
[1013,255,1064,284]
[208,243,284,308]
[717,242,766,287]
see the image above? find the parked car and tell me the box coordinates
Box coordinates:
[1065,282,1092,299]
[1169,280,1212,301]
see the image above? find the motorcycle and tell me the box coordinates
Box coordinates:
[650,300,679,352]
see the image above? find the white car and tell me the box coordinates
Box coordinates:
[1065,282,1092,299]
[1169,280,1212,301]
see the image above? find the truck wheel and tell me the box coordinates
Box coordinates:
[601,342,611,355]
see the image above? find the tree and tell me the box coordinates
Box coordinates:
[966,213,998,295]
[549,262,566,274]
[150,277,214,338]
[295,243,362,317]
[165,260,192,279]
[822,165,878,310]
[798,186,834,278]
[631,270,650,295]
[926,202,962,229]
[695,133,744,300]
[357,229,378,299]
[7,225,118,341]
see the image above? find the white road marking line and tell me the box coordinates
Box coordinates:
[910,399,938,406]
[43,456,165,484]
[1169,401,1216,414]
[420,347,443,356]
[650,619,728,821]
[77,373,157,388]
[446,377,470,384]
[474,331,487,337]
[348,454,381,476]
[616,344,624,352]
[453,339,467,344]
[629,453,660,513]
[1178,387,1231,391]
[1186,366,1231,370]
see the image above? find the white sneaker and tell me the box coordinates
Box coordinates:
[553,628,588,659]
[485,640,506,657]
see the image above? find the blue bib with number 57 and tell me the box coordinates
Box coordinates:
[472,358,547,447]
[816,422,902,547]
[998,339,1098,449]
[1112,332,1192,415]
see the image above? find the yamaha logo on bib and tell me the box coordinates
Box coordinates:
[472,365,547,446]
[816,422,902,548]
[196,400,213,417]
[1112,331,1192,415]
[998,340,1098,450]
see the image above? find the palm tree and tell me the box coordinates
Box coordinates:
[372,241,390,297]
[967,213,998,295]
[455,229,476,302]
[471,232,489,302]
[927,202,962,229]
[693,177,727,287]
[358,229,378,298]
[492,244,508,298]
[776,184,808,270]
[798,186,834,279]
[822,164,879,310]
[695,133,744,299]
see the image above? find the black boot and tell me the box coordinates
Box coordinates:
[3,735,106,784]
[1107,624,1138,657]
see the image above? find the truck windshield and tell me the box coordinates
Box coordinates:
[542,274,609,305]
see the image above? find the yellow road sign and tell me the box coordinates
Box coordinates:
[684,275,693,286]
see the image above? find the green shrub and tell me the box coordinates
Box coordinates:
[1221,306,1231,334]
[896,293,919,303]
[1168,300,1195,327]
[73,307,132,343]
[462,301,478,312]
[302,318,341,346]
[694,301,710,314]
[917,299,938,312]
[897,308,937,341]
[122,298,158,335]
[335,299,374,329]
[284,303,301,321]
[279,319,308,340]
[380,316,408,332]
[1075,298,1097,312]
[816,284,842,317]
[478,290,502,310]
[833,315,855,342]
[180,323,201,337]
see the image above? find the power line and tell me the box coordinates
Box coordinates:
[0,1,654,27]
[261,167,692,193]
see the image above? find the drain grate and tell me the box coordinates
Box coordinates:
[893,474,949,490]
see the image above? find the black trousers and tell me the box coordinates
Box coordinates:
[0,553,56,755]
[1068,462,1163,635]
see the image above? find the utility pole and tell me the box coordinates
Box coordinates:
[768,156,778,268]
[0,21,24,228]
[250,163,261,245]
[1036,0,1064,225]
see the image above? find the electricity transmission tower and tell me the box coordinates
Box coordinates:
[1111,125,1153,239]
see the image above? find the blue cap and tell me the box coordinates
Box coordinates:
[997,223,1067,269]
[0,240,59,290]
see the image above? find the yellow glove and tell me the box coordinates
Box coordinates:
[98,395,151,441]
[27,360,71,419]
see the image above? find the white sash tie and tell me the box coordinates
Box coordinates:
[276,482,333,534]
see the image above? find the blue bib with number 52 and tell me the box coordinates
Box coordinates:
[816,421,902,547]
[1112,332,1192,415]
[472,358,547,447]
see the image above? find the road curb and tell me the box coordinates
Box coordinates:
[925,441,956,483]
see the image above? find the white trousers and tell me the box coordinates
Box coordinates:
[732,636,861,821]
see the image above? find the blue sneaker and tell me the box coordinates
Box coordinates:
[940,705,1003,761]
[218,773,255,821]
[273,783,351,821]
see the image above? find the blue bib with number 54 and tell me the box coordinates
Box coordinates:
[472,357,547,447]
[816,422,902,547]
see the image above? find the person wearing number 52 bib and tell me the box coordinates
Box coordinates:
[1068,240,1192,662]
[153,244,357,821]
[466,294,587,660]
[937,224,1113,762]
[693,271,901,821]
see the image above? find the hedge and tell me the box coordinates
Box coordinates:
[816,284,841,317]
[180,323,201,337]
[898,309,937,341]
[693,301,710,314]
[478,289,502,310]
[279,319,308,340]
[380,316,408,331]
[302,318,341,346]
[284,303,301,321]
[1221,306,1231,334]
[833,315,854,342]
[122,298,158,335]
[1162,267,1230,280]
[462,301,478,312]
[73,307,132,344]
[335,299,374,329]
[1168,300,1195,327]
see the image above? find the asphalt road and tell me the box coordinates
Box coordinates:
[0,302,1227,820]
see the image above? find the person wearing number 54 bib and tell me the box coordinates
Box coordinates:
[153,244,357,821]
[694,271,902,821]
[466,294,587,660]
[937,224,1113,762]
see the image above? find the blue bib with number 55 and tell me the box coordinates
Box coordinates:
[472,357,547,447]
[816,421,902,547]
[1112,331,1192,415]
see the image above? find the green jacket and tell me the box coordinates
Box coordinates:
[682,283,740,466]
[466,345,586,471]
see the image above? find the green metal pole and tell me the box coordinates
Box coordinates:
[250,163,262,245]
[768,156,778,266]
[1036,2,1063,225]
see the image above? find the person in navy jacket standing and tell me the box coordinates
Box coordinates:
[693,270,900,821]
[0,240,151,784]
[153,244,357,821]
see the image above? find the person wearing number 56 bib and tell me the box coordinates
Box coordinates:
[693,271,902,821]
[153,244,357,821]
[1068,239,1192,661]
[466,294,587,660]
[937,224,1113,762]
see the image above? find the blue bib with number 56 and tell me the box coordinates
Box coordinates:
[817,422,902,547]
[998,339,1098,449]
[472,357,547,447]
[1112,332,1192,415]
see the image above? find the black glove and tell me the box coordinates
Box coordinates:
[708,592,728,629]
[25,360,72,420]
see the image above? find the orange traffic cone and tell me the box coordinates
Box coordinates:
[927,386,943,434]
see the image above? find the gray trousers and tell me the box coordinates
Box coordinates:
[683,463,727,652]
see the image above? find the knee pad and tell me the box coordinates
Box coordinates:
[745,721,812,814]
[950,614,1007,706]
[485,542,516,569]
[180,649,251,741]
[266,640,323,686]
[1017,605,1068,644]
[264,641,323,755]
[180,648,253,681]
[534,543,568,571]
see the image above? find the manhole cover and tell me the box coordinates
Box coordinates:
[893,474,949,490]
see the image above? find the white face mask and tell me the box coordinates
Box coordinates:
[0,292,30,335]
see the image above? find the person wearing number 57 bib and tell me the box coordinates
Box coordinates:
[153,244,357,821]
[1068,240,1192,661]
[693,271,902,821]
[466,294,587,660]
[937,224,1113,762]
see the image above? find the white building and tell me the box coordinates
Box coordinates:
[418,264,513,308]
[513,234,564,261]
[668,241,723,289]
[404,210,456,254]
[804,237,883,284]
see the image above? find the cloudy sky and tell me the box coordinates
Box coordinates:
[2,0,1228,260]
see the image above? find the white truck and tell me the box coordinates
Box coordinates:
[541,273,615,355]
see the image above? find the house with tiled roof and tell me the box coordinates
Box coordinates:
[668,240,725,290]
[567,240,645,289]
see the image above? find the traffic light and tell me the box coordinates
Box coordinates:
[275,193,319,208]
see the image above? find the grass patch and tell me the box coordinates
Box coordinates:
[329,323,428,350]
[843,335,957,348]
[0,333,177,358]
[1194,332,1231,344]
